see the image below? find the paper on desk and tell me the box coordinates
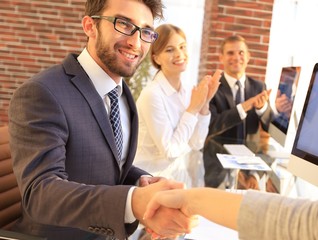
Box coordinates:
[217,153,272,171]
[185,216,238,240]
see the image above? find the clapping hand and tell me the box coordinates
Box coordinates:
[242,89,271,112]
[187,70,222,115]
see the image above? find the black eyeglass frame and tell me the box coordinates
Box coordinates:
[90,15,159,43]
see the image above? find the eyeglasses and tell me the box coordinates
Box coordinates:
[91,16,159,43]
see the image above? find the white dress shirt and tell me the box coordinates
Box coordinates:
[77,48,135,223]
[134,71,210,187]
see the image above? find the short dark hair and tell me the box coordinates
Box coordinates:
[150,24,186,70]
[84,0,164,20]
[220,35,249,53]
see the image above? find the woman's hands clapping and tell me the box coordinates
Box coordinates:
[186,69,222,115]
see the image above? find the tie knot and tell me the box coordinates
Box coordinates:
[236,80,241,88]
[108,87,119,102]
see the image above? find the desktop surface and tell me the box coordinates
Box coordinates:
[203,134,288,192]
[203,134,318,197]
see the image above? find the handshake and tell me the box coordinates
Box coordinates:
[132,177,199,239]
[132,177,241,239]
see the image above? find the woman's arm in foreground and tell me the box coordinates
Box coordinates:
[144,188,318,240]
[144,187,242,230]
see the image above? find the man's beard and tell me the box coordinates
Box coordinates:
[96,33,143,78]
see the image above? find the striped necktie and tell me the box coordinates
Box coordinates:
[108,87,123,160]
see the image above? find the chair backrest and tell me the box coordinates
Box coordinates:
[0,125,22,229]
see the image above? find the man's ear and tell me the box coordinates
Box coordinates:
[246,51,251,64]
[82,16,97,38]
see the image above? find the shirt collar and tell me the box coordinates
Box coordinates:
[154,70,186,96]
[77,48,123,98]
[224,72,246,89]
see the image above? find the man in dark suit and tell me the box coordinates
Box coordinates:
[204,35,272,189]
[8,0,192,239]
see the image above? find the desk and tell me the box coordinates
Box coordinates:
[184,216,238,240]
[130,216,239,240]
[203,135,269,188]
[203,134,293,193]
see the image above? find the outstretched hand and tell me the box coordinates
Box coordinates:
[142,189,198,239]
[143,189,188,219]
[132,180,196,239]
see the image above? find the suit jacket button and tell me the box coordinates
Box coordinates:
[100,228,107,234]
[106,228,114,236]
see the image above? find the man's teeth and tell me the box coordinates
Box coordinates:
[122,52,136,59]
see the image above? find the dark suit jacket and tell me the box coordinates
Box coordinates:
[9,53,148,240]
[204,75,272,187]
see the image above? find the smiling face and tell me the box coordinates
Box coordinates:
[82,0,155,82]
[219,40,250,79]
[153,32,188,77]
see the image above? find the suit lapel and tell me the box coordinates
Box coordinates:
[62,54,119,161]
[121,82,138,168]
[220,76,236,108]
[244,77,253,100]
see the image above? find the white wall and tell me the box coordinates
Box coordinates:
[153,0,205,87]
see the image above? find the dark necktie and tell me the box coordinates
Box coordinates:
[108,87,123,160]
[235,80,245,140]
[235,80,242,104]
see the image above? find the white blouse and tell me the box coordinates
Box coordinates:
[134,71,210,187]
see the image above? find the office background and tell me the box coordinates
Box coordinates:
[1,0,318,128]
[0,0,274,126]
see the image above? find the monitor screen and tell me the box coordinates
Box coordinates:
[269,66,301,147]
[288,63,318,187]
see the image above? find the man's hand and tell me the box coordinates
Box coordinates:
[132,179,195,238]
[138,175,165,187]
[241,89,271,112]
[253,89,271,109]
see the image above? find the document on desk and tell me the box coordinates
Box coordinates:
[184,216,239,240]
[216,153,272,171]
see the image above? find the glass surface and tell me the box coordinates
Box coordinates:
[203,134,278,191]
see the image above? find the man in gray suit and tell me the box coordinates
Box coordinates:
[203,35,272,189]
[8,0,193,239]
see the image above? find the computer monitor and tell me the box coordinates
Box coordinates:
[268,66,301,148]
[287,63,318,187]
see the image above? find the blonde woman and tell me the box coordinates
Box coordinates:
[134,24,221,188]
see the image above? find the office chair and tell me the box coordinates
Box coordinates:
[0,125,46,240]
[0,125,21,229]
